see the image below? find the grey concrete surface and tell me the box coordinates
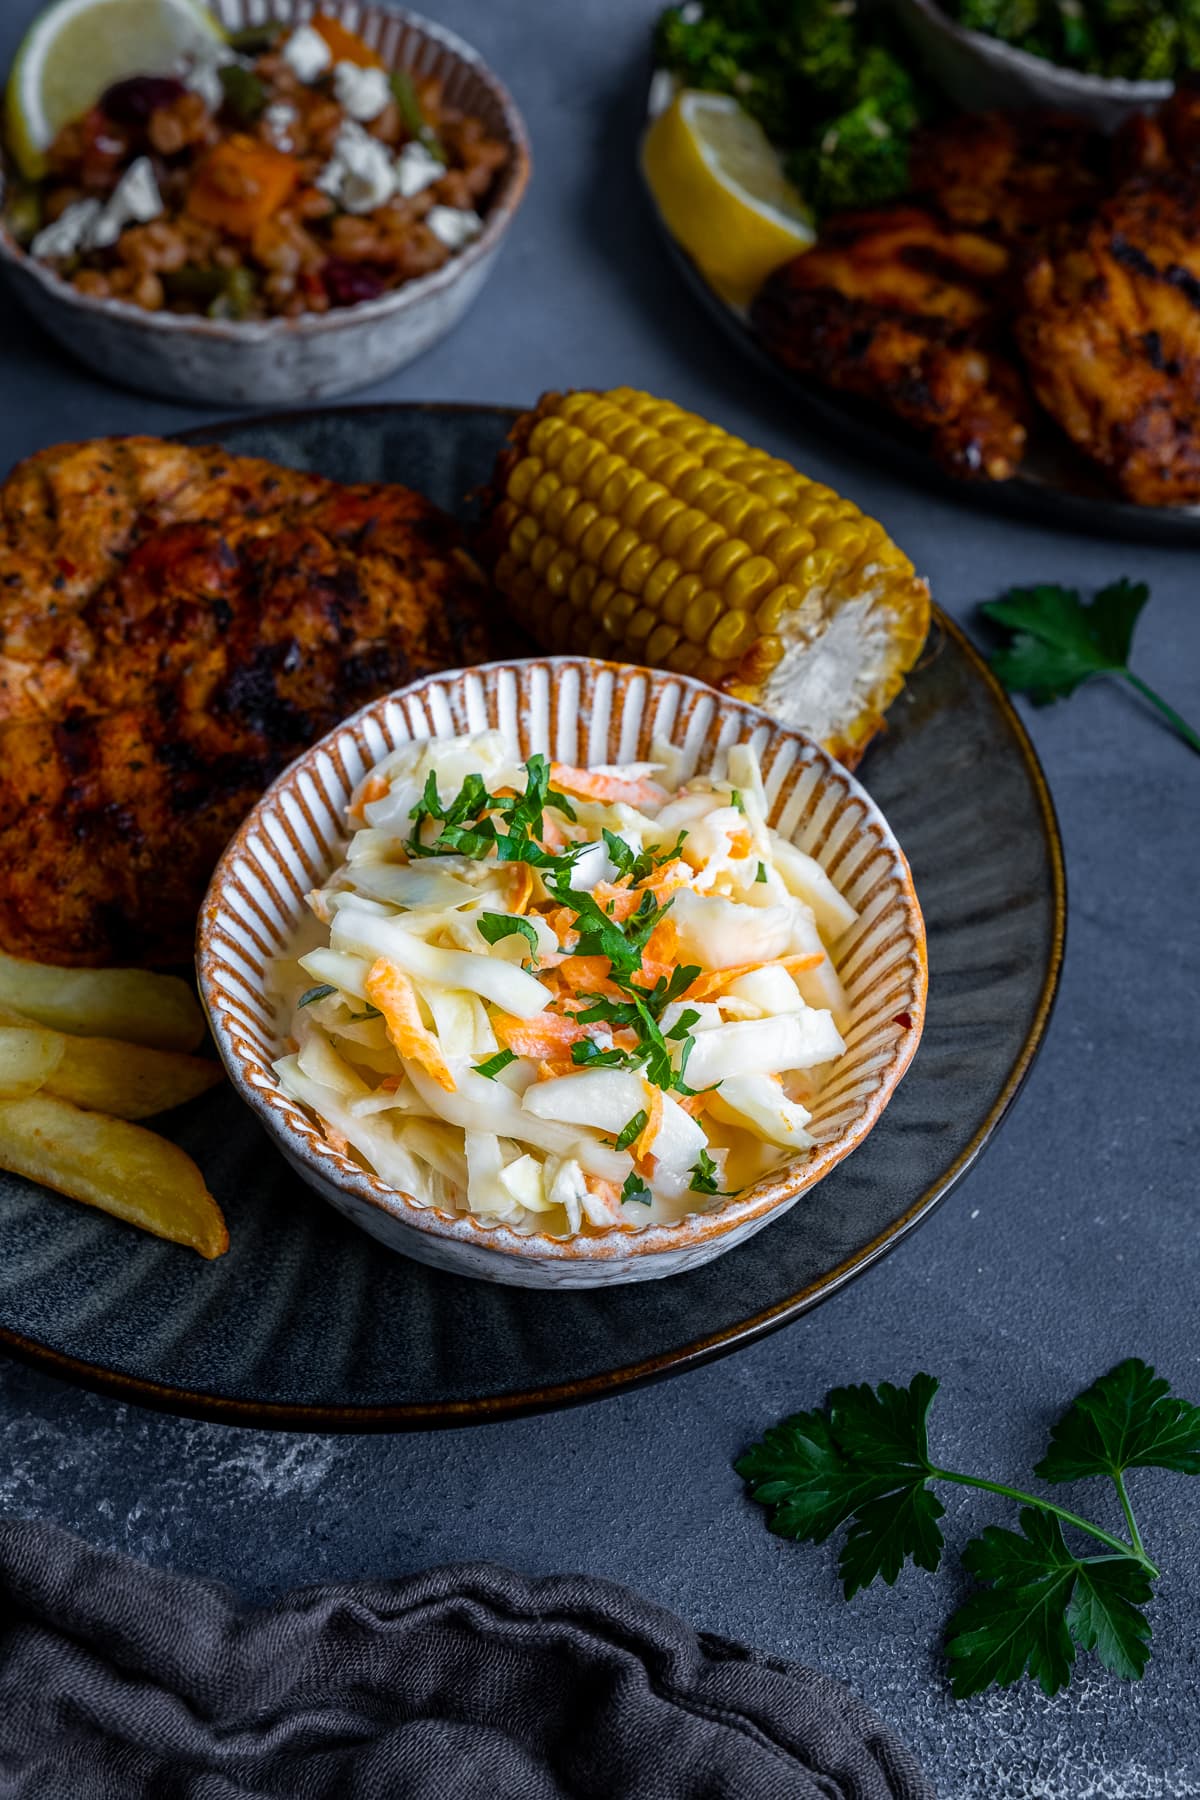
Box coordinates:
[1,3,1198,1793]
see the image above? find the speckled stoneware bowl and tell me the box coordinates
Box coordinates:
[894,0,1170,129]
[0,0,530,404]
[198,658,927,1289]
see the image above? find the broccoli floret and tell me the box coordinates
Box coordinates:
[788,95,913,213]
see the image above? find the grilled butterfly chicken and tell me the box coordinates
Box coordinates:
[0,437,492,965]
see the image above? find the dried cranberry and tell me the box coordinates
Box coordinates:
[99,75,187,128]
[322,260,388,308]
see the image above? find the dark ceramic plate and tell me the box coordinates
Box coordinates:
[658,228,1200,547]
[0,404,1065,1430]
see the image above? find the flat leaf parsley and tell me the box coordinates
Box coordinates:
[982,579,1200,756]
[737,1358,1200,1697]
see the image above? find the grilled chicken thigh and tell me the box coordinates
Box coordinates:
[0,437,492,965]
[752,205,1029,480]
[1017,176,1200,504]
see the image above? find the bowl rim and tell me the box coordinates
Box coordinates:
[0,0,532,339]
[898,0,1172,98]
[196,655,929,1267]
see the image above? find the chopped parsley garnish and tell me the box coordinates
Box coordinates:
[474,1048,517,1081]
[613,1109,648,1152]
[347,1003,383,1022]
[755,861,768,883]
[620,1171,653,1206]
[476,912,540,961]
[602,827,688,884]
[729,788,744,812]
[688,1148,733,1195]
[298,984,335,1008]
[406,754,578,865]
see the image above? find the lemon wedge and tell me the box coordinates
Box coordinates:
[641,90,815,309]
[6,0,226,179]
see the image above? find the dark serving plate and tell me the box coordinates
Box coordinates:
[0,403,1065,1431]
[661,230,1200,547]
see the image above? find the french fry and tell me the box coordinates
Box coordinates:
[0,951,205,1051]
[0,1093,228,1258]
[0,1027,65,1098]
[47,1035,221,1120]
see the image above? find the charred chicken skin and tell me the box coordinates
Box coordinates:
[1017,175,1200,505]
[909,109,1109,243]
[752,204,1030,480]
[0,438,493,966]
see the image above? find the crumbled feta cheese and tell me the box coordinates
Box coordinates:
[333,60,391,122]
[426,206,483,250]
[394,139,442,198]
[177,38,237,111]
[263,100,300,150]
[680,2,704,21]
[317,120,397,213]
[31,198,102,259]
[282,22,333,83]
[87,157,164,249]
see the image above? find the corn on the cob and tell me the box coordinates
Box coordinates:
[479,388,930,766]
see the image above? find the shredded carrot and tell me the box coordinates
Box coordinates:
[551,764,667,810]
[493,1011,590,1058]
[379,1074,403,1093]
[727,825,756,858]
[642,917,679,967]
[593,882,640,922]
[641,857,693,897]
[544,905,579,946]
[583,1174,627,1222]
[556,954,621,996]
[684,952,824,1004]
[508,864,535,916]
[675,1090,711,1119]
[541,814,567,852]
[633,1085,664,1165]
[536,1057,577,1082]
[364,958,456,1092]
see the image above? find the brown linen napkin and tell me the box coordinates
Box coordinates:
[0,1517,934,1799]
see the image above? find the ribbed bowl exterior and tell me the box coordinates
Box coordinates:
[198,659,927,1287]
[0,1,530,404]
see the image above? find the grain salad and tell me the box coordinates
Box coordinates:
[6,10,509,319]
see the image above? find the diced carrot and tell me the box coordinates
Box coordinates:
[493,1011,590,1058]
[311,12,385,65]
[536,1057,577,1082]
[550,764,668,810]
[593,882,639,922]
[640,857,693,897]
[365,958,456,1092]
[544,906,579,947]
[186,136,301,237]
[684,952,824,1004]
[728,825,756,857]
[633,1085,663,1166]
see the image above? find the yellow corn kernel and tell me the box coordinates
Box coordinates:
[756,583,804,634]
[529,534,558,579]
[678,518,726,573]
[645,621,680,662]
[725,555,778,610]
[509,514,539,561]
[580,515,622,565]
[545,548,576,597]
[707,608,757,662]
[626,606,657,645]
[601,526,642,581]
[667,641,703,675]
[643,555,682,610]
[543,483,580,537]
[506,456,542,505]
[660,571,703,625]
[602,591,638,637]
[568,565,598,609]
[589,576,616,620]
[618,542,660,596]
[682,589,722,644]
[561,498,600,550]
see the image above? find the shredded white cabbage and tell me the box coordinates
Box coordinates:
[271,732,854,1237]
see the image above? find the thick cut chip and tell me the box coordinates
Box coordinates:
[0,1026,65,1097]
[0,1092,228,1257]
[0,952,205,1050]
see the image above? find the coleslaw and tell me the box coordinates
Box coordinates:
[270,732,857,1235]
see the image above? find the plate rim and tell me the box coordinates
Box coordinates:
[0,403,1066,1432]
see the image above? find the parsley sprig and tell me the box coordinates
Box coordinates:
[737,1359,1200,1697]
[983,579,1200,756]
[406,754,580,864]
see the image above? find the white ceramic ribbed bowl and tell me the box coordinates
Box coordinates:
[0,0,530,404]
[197,659,928,1287]
[894,0,1170,130]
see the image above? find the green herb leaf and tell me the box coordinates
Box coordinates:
[474,1048,517,1081]
[613,1109,648,1152]
[729,788,744,812]
[1036,1358,1200,1484]
[982,580,1200,755]
[1066,1557,1154,1681]
[298,984,335,1008]
[687,1147,732,1196]
[666,1007,701,1042]
[389,68,446,160]
[755,861,768,883]
[947,1511,1080,1698]
[476,912,540,961]
[571,1038,639,1071]
[347,1003,383,1022]
[620,1170,653,1205]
